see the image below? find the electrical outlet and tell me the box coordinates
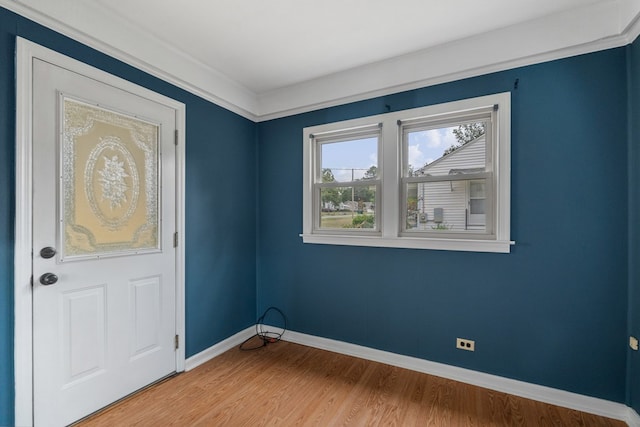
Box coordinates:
[631,336,639,351]
[456,338,475,351]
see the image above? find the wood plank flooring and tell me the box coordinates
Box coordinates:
[78,339,626,426]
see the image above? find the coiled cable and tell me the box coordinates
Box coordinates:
[239,306,287,351]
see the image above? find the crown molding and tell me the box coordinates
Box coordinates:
[256,0,637,121]
[1,0,640,122]
[0,0,259,121]
[624,7,640,44]
[256,35,629,122]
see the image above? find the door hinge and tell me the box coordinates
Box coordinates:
[174,129,178,146]
[175,334,179,350]
[173,232,178,248]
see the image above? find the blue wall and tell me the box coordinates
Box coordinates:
[628,38,640,414]
[0,7,257,425]
[0,9,17,427]
[2,4,640,425]
[257,48,629,402]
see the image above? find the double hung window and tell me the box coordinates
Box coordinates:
[400,108,494,239]
[302,92,512,253]
[312,125,381,233]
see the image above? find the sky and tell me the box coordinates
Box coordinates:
[321,137,378,182]
[407,126,459,170]
[321,127,459,181]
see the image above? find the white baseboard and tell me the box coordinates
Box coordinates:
[185,326,638,425]
[281,329,632,425]
[628,408,640,427]
[185,326,255,371]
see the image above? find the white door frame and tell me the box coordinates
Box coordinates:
[14,37,186,427]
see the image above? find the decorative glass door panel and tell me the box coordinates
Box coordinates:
[62,96,160,260]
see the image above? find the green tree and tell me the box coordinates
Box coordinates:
[321,168,343,210]
[354,186,375,203]
[443,122,486,156]
[362,165,377,180]
[343,166,376,207]
[453,122,486,144]
[407,196,417,211]
[343,214,375,229]
[322,168,336,183]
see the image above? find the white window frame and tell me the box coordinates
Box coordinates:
[399,107,495,239]
[311,124,382,235]
[302,92,513,253]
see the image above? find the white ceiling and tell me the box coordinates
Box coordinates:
[4,0,640,119]
[91,0,606,93]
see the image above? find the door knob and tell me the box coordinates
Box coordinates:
[40,247,56,259]
[39,273,58,286]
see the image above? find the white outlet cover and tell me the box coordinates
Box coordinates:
[456,338,475,351]
[631,336,639,351]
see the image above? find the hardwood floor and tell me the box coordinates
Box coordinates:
[78,339,625,426]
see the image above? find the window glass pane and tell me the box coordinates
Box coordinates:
[319,186,376,229]
[321,137,378,183]
[470,180,485,198]
[407,122,486,178]
[405,180,486,232]
[470,199,485,214]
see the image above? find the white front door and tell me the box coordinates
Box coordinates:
[32,58,178,426]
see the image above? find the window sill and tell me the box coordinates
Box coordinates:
[300,234,514,253]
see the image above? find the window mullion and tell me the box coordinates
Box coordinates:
[381,120,398,239]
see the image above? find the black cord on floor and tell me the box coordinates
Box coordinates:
[239,306,287,351]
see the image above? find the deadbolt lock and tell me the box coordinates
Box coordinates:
[40,247,56,259]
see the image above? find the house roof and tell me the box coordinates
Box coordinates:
[416,136,485,176]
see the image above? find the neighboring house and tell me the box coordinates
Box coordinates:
[322,201,374,213]
[412,136,486,231]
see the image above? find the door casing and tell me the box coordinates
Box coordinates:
[14,37,186,427]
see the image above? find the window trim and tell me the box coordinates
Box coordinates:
[302,92,513,253]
